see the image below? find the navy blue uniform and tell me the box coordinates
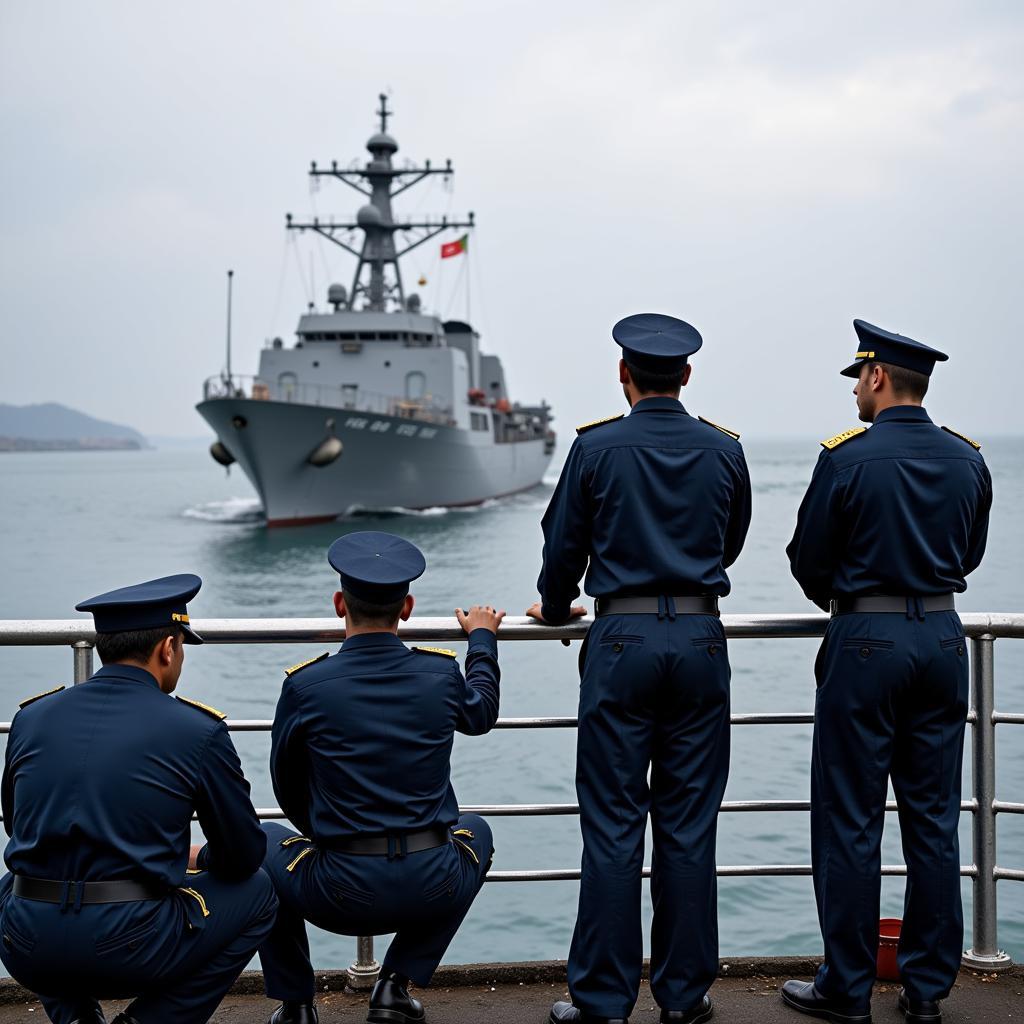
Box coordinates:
[0,665,276,1024]
[258,629,500,1000]
[787,406,992,1008]
[539,396,751,1019]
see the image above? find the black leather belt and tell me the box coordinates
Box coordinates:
[830,594,956,615]
[13,876,165,904]
[595,595,719,617]
[322,826,451,857]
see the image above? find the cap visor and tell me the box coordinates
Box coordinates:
[840,361,865,378]
[180,623,204,645]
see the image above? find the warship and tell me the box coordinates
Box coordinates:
[198,95,555,526]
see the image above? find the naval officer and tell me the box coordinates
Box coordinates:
[0,575,276,1024]
[782,321,992,1024]
[257,531,503,1024]
[529,314,752,1024]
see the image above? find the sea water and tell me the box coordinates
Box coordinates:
[0,440,1020,971]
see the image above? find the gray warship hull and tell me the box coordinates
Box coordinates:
[198,398,553,526]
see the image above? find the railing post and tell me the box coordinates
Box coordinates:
[347,934,380,990]
[72,641,93,685]
[962,635,1013,971]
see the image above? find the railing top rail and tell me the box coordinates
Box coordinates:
[1,612,1023,646]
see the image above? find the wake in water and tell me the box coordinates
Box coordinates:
[182,497,265,524]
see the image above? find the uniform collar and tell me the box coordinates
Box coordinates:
[872,405,932,425]
[340,631,407,653]
[92,664,162,689]
[629,396,687,415]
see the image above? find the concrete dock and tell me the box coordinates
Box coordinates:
[0,959,1019,1023]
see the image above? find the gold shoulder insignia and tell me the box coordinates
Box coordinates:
[413,646,458,659]
[18,685,64,709]
[942,426,981,450]
[821,427,867,450]
[698,416,740,440]
[284,651,330,677]
[176,695,227,721]
[576,413,624,435]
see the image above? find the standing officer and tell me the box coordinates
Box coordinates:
[529,314,752,1024]
[257,531,503,1024]
[782,321,992,1024]
[0,574,276,1024]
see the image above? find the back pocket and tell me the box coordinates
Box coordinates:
[95,907,161,956]
[331,880,376,907]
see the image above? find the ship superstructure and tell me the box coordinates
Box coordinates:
[198,95,555,526]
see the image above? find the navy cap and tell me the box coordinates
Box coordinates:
[841,319,949,379]
[76,574,204,644]
[327,531,426,604]
[613,313,703,372]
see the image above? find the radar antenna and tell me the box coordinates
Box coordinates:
[285,94,474,312]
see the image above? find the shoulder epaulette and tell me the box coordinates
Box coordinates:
[176,695,227,721]
[821,427,867,450]
[18,685,64,709]
[698,416,740,440]
[941,426,981,450]
[413,646,458,659]
[576,413,624,435]
[284,651,330,677]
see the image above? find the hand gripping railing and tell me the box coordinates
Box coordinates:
[1,612,1021,986]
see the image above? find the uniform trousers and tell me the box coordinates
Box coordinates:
[258,816,493,1001]
[811,610,969,1009]
[0,868,277,1024]
[568,612,731,1020]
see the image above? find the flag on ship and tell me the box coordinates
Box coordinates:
[441,234,469,258]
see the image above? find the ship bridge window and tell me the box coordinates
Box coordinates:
[405,371,426,401]
[278,372,298,402]
[470,411,490,432]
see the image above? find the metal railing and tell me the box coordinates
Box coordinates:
[201,374,454,426]
[1,613,1020,986]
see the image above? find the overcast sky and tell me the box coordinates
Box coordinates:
[2,0,1022,440]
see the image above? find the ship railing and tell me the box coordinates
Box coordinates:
[1,612,1020,987]
[202,375,454,426]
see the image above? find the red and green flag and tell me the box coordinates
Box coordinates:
[441,234,469,259]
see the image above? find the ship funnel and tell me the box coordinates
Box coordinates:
[209,440,236,467]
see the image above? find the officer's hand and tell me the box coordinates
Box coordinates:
[456,605,506,635]
[525,602,588,624]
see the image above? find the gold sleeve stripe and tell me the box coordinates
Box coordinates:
[821,427,868,450]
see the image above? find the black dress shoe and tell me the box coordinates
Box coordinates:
[661,995,714,1023]
[367,970,425,1023]
[549,999,629,1023]
[268,1002,319,1024]
[780,980,871,1023]
[898,989,941,1023]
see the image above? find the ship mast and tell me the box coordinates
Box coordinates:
[285,94,474,312]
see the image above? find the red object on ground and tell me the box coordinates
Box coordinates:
[877,918,902,981]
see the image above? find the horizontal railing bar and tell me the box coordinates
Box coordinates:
[994,867,1024,882]
[2,612,1023,646]
[993,801,1024,815]
[994,712,1024,725]
[485,865,979,882]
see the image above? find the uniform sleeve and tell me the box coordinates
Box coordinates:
[1,719,18,838]
[269,681,313,837]
[963,460,993,578]
[194,724,266,879]
[723,448,753,569]
[787,451,841,611]
[455,628,501,736]
[537,439,592,624]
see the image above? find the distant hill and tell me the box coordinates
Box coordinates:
[0,403,148,452]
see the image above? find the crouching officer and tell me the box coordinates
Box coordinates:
[782,321,992,1024]
[0,575,277,1024]
[257,531,503,1024]
[530,314,752,1024]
